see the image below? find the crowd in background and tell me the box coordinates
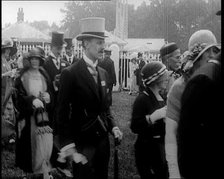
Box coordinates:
[1,10,221,179]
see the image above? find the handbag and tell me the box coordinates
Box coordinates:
[34,107,49,127]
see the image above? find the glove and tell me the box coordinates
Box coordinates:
[112,126,123,143]
[40,92,50,104]
[32,98,44,108]
[58,147,88,165]
[150,106,167,123]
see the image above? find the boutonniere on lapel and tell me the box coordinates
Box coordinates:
[101,81,106,86]
[61,63,66,67]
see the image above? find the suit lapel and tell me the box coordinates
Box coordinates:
[48,57,60,72]
[97,67,107,101]
[78,59,100,101]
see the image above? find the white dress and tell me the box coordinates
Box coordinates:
[130,62,138,93]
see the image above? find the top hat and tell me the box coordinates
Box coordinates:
[64,38,73,49]
[51,31,65,47]
[160,42,179,58]
[76,17,108,41]
[2,38,17,56]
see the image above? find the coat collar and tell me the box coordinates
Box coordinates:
[83,53,98,68]
[77,58,101,101]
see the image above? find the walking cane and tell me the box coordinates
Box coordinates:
[114,138,119,179]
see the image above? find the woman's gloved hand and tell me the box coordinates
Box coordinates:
[32,98,44,108]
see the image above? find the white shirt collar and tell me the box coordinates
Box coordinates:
[83,53,98,68]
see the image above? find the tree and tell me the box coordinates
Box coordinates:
[60,0,116,38]
[60,0,221,51]
[51,22,60,32]
[29,20,50,32]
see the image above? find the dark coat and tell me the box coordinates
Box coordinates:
[98,57,116,86]
[62,55,79,65]
[136,58,146,91]
[178,59,221,179]
[14,67,53,172]
[130,88,168,178]
[56,58,116,148]
[43,55,70,88]
[130,88,166,139]
[43,55,70,128]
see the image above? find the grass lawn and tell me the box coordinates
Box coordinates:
[1,92,140,179]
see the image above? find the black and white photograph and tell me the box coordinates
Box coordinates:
[2,0,221,178]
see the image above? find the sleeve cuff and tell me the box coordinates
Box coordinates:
[112,126,119,132]
[145,115,152,125]
[60,143,75,152]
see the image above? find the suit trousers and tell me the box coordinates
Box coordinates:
[108,84,113,106]
[72,135,110,179]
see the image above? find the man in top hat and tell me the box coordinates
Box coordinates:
[98,48,116,106]
[43,31,70,119]
[159,42,181,100]
[55,17,123,179]
[63,38,78,65]
[42,31,70,173]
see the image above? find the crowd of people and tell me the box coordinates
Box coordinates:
[1,10,221,179]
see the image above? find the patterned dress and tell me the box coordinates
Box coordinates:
[14,68,53,177]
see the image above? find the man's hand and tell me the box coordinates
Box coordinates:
[112,127,123,144]
[58,147,88,165]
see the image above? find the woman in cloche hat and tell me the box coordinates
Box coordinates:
[165,29,220,179]
[130,61,169,179]
[14,47,54,178]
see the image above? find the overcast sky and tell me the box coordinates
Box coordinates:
[2,0,146,27]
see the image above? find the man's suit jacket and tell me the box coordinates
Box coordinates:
[62,54,79,65]
[43,55,70,128]
[98,57,116,86]
[56,58,116,148]
[43,55,70,85]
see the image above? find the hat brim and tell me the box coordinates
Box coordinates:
[76,34,108,41]
[2,46,17,56]
[28,55,45,62]
[193,44,220,63]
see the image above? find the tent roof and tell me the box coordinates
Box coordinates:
[2,22,51,42]
[123,38,165,52]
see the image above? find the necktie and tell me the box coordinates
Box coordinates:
[55,57,60,69]
[86,63,98,84]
